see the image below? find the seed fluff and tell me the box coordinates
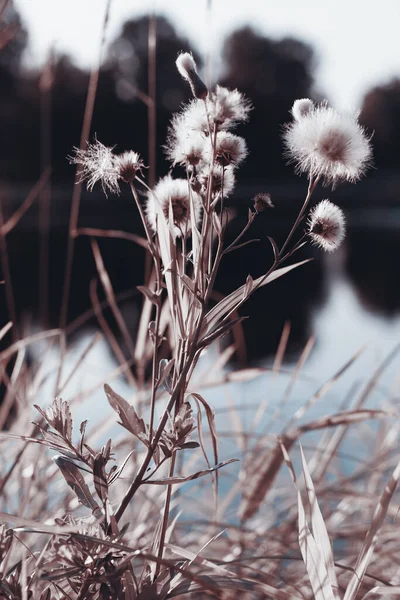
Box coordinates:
[308,199,346,252]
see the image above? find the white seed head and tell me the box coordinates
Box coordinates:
[114,150,145,183]
[172,99,209,134]
[283,103,372,186]
[198,163,236,197]
[212,131,248,167]
[206,85,251,130]
[291,98,314,121]
[166,121,206,167]
[146,175,202,238]
[69,138,120,195]
[308,199,346,252]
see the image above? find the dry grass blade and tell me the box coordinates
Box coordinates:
[0,169,51,236]
[361,587,400,598]
[287,345,365,428]
[0,329,61,364]
[91,238,137,364]
[299,444,340,599]
[73,226,147,249]
[343,456,400,600]
[280,441,336,600]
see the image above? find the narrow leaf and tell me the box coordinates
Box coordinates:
[53,456,102,517]
[146,459,238,485]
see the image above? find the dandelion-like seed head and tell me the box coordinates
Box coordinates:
[291,98,314,121]
[207,85,251,130]
[308,199,345,252]
[146,175,201,238]
[166,119,206,167]
[115,150,145,183]
[176,52,208,99]
[69,139,120,195]
[283,103,372,186]
[198,163,236,197]
[212,131,248,167]
[253,192,274,212]
[172,99,209,135]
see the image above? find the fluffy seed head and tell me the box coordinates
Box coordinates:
[206,85,251,130]
[198,163,236,197]
[69,139,120,195]
[176,52,208,99]
[308,199,346,252]
[166,121,206,167]
[146,175,201,238]
[115,151,145,183]
[291,98,314,121]
[253,193,274,212]
[212,132,248,167]
[283,103,372,186]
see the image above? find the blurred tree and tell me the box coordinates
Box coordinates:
[104,15,200,176]
[360,78,400,169]
[220,27,318,180]
[0,0,27,70]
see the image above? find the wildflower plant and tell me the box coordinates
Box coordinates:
[0,52,377,599]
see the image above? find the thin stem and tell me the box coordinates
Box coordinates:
[279,175,319,257]
[223,211,257,255]
[155,453,176,578]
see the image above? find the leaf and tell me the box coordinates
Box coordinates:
[104,384,147,443]
[53,456,102,517]
[157,358,175,393]
[34,398,73,442]
[178,441,200,450]
[174,402,195,441]
[297,492,336,600]
[199,316,248,348]
[201,260,310,338]
[146,458,238,485]
[93,454,108,504]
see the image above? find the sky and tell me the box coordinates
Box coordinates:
[14,0,400,110]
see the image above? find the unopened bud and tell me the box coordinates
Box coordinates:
[253,193,274,212]
[176,52,208,99]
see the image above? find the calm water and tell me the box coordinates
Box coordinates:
[30,216,400,451]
